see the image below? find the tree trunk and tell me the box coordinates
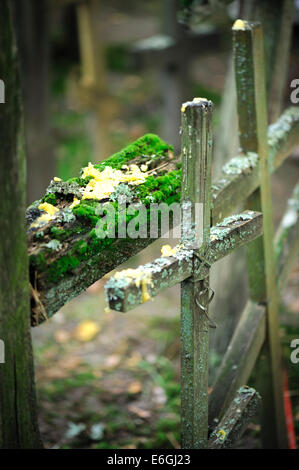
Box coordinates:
[14,0,53,204]
[0,0,42,449]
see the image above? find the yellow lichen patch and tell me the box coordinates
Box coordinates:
[216,429,227,440]
[80,163,149,201]
[30,212,52,229]
[38,202,59,216]
[233,19,247,30]
[114,268,153,303]
[53,176,62,182]
[70,197,81,209]
[161,244,178,257]
[181,103,187,113]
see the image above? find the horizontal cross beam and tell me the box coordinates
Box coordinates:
[105,211,263,312]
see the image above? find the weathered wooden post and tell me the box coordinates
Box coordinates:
[0,0,42,448]
[180,98,213,448]
[233,19,288,448]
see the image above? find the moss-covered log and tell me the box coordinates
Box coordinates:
[28,134,180,324]
[27,107,299,325]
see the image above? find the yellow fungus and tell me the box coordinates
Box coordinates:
[161,244,178,257]
[30,213,52,228]
[233,19,247,30]
[80,163,149,201]
[104,306,111,314]
[38,202,59,216]
[70,197,81,209]
[181,103,187,113]
[114,268,153,303]
[217,429,227,440]
[53,176,62,182]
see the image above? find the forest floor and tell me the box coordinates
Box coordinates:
[32,2,299,449]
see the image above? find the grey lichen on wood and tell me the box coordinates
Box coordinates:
[106,211,263,312]
[208,386,262,449]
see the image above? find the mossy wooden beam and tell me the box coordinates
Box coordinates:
[106,211,263,312]
[275,183,299,291]
[208,387,262,449]
[211,106,299,224]
[208,301,265,429]
[27,134,178,325]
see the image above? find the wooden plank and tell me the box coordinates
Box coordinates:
[208,387,262,449]
[208,301,266,429]
[275,183,299,291]
[233,19,287,448]
[180,98,212,449]
[106,211,263,312]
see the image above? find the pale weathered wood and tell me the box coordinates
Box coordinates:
[106,211,263,312]
[209,301,266,429]
[208,387,262,449]
[275,183,299,291]
[180,98,212,449]
[0,0,42,448]
[233,19,287,448]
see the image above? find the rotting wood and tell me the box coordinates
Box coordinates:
[208,386,262,449]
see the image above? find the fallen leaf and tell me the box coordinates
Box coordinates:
[128,404,151,418]
[54,329,71,344]
[128,380,142,394]
[74,321,100,342]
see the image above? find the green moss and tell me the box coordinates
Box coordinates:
[94,134,173,171]
[42,193,57,205]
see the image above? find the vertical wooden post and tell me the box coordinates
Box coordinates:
[233,20,288,448]
[180,98,213,448]
[0,0,42,448]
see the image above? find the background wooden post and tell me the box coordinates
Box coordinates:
[180,98,213,449]
[0,0,42,448]
[233,19,288,449]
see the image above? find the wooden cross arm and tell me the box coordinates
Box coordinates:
[208,386,262,449]
[105,210,263,312]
